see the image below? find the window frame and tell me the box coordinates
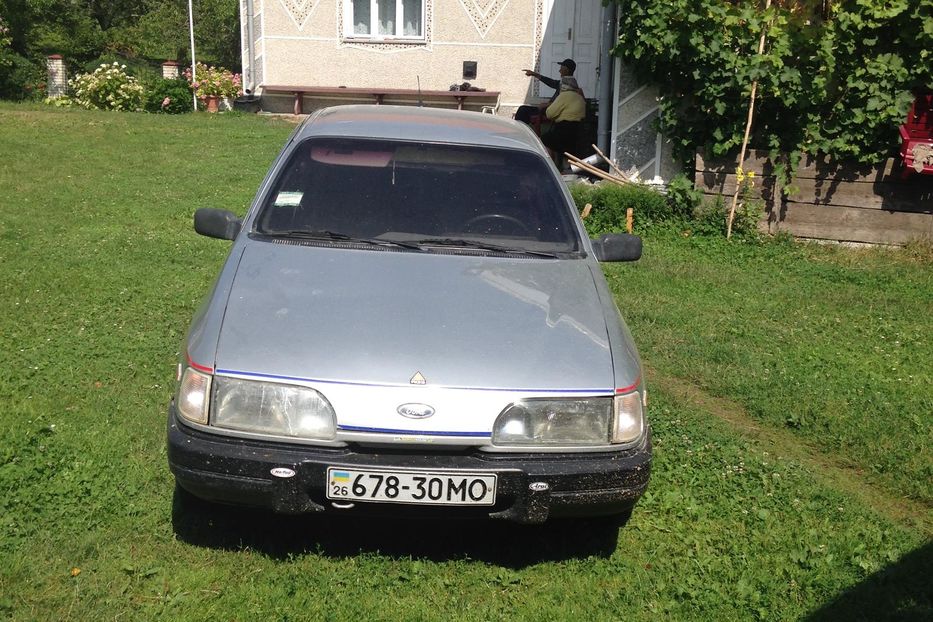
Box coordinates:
[342,0,427,42]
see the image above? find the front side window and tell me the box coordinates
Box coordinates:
[348,0,423,39]
[255,137,581,256]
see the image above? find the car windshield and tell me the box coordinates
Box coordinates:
[254,137,581,255]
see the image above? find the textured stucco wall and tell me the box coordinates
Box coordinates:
[245,0,549,112]
[611,58,678,182]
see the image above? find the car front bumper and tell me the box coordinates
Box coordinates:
[167,404,651,524]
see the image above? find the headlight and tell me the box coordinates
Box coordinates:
[212,376,336,440]
[491,393,645,447]
[611,391,645,444]
[177,367,211,424]
[492,398,612,446]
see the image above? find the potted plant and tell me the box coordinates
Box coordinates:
[184,62,242,112]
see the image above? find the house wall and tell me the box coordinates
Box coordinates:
[242,0,554,114]
[609,58,678,183]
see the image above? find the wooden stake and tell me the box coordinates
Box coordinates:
[626,208,633,233]
[564,153,628,187]
[727,0,771,239]
[591,143,629,180]
[581,203,592,219]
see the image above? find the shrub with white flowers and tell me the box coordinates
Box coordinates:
[69,62,145,111]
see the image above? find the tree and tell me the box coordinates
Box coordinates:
[112,0,239,70]
[0,0,240,99]
[611,0,933,164]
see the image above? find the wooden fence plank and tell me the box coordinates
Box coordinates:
[697,150,900,181]
[772,203,933,245]
[694,149,933,244]
[793,155,899,182]
[696,150,775,176]
[695,173,777,202]
[697,173,933,213]
[785,178,932,212]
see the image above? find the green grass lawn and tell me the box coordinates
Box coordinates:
[604,233,933,506]
[0,104,930,620]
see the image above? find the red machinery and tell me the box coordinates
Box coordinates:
[899,93,933,177]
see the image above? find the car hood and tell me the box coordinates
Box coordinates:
[214,241,617,392]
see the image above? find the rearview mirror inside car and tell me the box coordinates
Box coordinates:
[194,208,241,241]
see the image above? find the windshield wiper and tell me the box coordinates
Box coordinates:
[414,238,560,258]
[262,229,424,251]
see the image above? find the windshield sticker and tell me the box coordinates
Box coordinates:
[273,191,303,207]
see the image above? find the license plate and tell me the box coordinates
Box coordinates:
[326,467,497,506]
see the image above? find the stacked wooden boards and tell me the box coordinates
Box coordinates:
[695,150,933,245]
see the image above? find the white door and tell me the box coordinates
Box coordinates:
[540,0,601,98]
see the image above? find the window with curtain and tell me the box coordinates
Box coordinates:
[347,0,423,39]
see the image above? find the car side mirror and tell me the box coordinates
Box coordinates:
[194,208,241,241]
[591,233,642,262]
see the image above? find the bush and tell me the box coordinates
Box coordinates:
[569,182,670,236]
[0,14,10,66]
[570,177,763,240]
[666,173,703,220]
[690,194,762,240]
[83,55,160,85]
[0,52,44,101]
[1,15,46,101]
[690,195,729,238]
[144,78,193,114]
[69,62,145,111]
[614,0,932,165]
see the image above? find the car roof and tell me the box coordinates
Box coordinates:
[295,105,545,153]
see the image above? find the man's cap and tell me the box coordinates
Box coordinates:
[557,58,576,73]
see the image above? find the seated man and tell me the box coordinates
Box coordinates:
[515,58,578,124]
[540,76,586,170]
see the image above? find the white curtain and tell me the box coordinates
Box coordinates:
[377,0,395,35]
[353,0,370,34]
[403,0,421,36]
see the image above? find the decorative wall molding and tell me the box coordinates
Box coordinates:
[458,0,510,39]
[278,0,321,31]
[532,0,543,97]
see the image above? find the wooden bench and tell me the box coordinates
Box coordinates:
[260,85,500,115]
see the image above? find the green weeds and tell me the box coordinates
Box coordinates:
[571,173,763,239]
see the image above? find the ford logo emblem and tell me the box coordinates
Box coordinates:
[397,403,436,419]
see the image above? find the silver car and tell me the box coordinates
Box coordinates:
[168,105,650,523]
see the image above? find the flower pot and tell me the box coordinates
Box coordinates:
[205,95,220,113]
